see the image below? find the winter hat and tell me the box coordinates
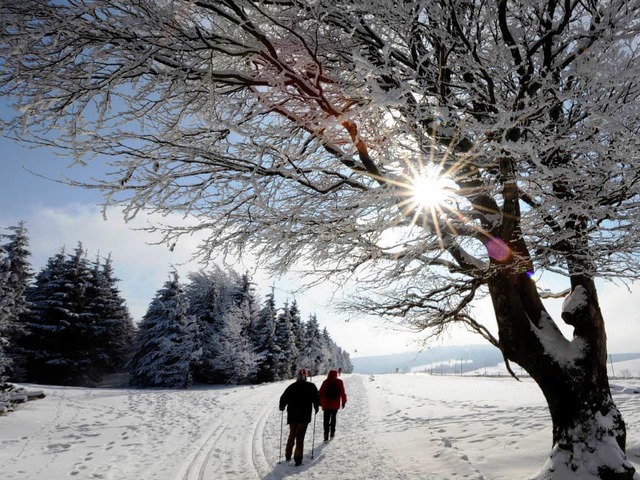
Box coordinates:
[297,368,308,381]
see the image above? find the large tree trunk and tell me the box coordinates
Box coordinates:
[487,271,636,479]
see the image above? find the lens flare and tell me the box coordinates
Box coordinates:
[486,237,511,261]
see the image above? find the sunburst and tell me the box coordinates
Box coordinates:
[394,164,460,248]
[410,169,454,211]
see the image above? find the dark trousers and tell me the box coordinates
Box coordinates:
[323,409,338,440]
[285,423,308,463]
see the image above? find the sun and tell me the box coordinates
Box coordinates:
[409,169,454,210]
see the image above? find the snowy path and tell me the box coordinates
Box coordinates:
[187,374,408,480]
[1,374,639,479]
[177,381,280,480]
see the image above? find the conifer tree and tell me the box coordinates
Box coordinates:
[186,268,256,384]
[186,268,232,384]
[129,271,198,388]
[86,255,135,376]
[287,300,305,366]
[232,273,261,345]
[0,222,33,380]
[0,244,12,382]
[214,303,256,384]
[22,243,132,385]
[274,303,298,379]
[222,272,259,383]
[252,289,278,383]
[320,327,335,373]
[331,346,353,374]
[298,314,324,377]
[22,248,70,384]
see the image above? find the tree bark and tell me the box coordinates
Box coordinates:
[487,269,635,479]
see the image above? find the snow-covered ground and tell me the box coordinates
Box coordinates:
[1,373,639,480]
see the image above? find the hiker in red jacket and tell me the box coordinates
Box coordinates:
[319,369,347,442]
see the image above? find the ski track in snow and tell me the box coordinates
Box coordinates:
[184,375,408,480]
[1,375,639,479]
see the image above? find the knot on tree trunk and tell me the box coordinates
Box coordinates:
[561,285,588,327]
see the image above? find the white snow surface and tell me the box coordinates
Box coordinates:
[2,374,640,480]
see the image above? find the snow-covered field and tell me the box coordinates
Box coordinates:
[1,373,639,480]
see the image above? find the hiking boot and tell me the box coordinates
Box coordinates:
[294,459,302,466]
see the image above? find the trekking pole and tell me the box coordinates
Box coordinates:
[311,410,317,459]
[279,410,284,464]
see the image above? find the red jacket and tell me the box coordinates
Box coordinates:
[319,370,347,411]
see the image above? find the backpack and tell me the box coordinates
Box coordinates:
[325,381,340,400]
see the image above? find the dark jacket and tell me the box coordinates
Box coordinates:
[319,370,347,411]
[279,379,320,424]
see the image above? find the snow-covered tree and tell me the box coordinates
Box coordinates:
[0,222,33,380]
[24,243,102,385]
[1,223,32,333]
[298,315,325,377]
[252,289,279,384]
[129,271,197,388]
[287,300,305,363]
[21,248,66,383]
[21,245,98,385]
[273,303,298,380]
[215,303,256,384]
[336,347,353,374]
[3,1,638,476]
[185,269,222,383]
[0,244,12,382]
[186,267,256,384]
[321,327,345,374]
[22,244,133,385]
[186,268,233,383]
[231,273,262,340]
[86,255,135,376]
[226,272,260,382]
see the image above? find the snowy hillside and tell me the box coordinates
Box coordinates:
[610,358,640,379]
[458,357,640,378]
[352,345,640,377]
[1,374,640,479]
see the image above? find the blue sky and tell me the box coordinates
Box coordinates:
[1,99,638,357]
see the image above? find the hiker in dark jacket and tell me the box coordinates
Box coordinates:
[319,369,347,442]
[279,368,320,466]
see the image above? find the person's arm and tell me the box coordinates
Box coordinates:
[279,386,289,411]
[318,381,326,408]
[313,385,320,413]
[339,380,347,408]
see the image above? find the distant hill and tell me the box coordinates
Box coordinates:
[351,345,640,375]
[351,345,502,374]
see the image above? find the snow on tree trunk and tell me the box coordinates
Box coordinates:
[532,404,633,480]
[489,272,635,480]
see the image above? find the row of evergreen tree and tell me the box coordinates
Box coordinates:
[0,223,352,387]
